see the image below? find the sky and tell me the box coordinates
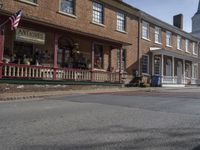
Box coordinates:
[123,0,199,33]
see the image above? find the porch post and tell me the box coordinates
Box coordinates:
[161,54,164,84]
[0,28,5,79]
[53,33,59,80]
[91,42,95,82]
[172,56,175,84]
[119,48,122,83]
[152,54,154,75]
[183,59,185,84]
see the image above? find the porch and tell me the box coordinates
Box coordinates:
[151,47,199,87]
[0,63,120,83]
[0,22,128,84]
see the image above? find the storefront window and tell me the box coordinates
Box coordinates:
[185,63,191,78]
[154,56,161,75]
[94,44,103,69]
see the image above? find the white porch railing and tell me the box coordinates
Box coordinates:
[162,75,199,85]
[162,76,174,84]
[0,63,120,83]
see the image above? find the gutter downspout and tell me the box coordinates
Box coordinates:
[138,15,141,75]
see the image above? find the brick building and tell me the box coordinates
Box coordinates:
[139,12,199,86]
[0,0,199,86]
[0,0,139,83]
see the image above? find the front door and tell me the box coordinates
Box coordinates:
[177,61,183,84]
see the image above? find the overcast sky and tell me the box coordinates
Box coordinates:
[123,0,199,33]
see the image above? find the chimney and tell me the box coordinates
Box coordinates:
[173,14,183,29]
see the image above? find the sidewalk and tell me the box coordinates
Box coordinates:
[0,83,199,101]
[0,84,154,101]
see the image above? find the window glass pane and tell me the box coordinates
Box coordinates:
[142,21,149,39]
[92,2,103,24]
[154,56,161,75]
[155,27,161,43]
[94,44,103,69]
[60,0,74,14]
[177,36,182,49]
[166,32,171,46]
[141,55,149,74]
[117,12,125,31]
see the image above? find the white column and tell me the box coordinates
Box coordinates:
[192,62,194,78]
[161,54,164,84]
[152,54,154,75]
[183,59,185,84]
[172,56,175,83]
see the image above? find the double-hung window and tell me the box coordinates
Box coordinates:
[117,49,126,71]
[117,12,126,32]
[177,35,182,50]
[142,21,149,40]
[155,27,161,44]
[141,55,149,74]
[60,0,75,15]
[92,2,104,24]
[193,42,198,55]
[166,31,172,47]
[185,39,190,53]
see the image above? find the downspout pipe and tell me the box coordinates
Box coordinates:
[138,15,141,75]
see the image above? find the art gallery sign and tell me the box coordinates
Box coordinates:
[15,28,45,44]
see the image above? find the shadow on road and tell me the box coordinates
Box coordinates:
[20,125,200,150]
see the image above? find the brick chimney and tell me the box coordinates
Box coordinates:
[173,14,183,30]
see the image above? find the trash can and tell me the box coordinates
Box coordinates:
[151,75,161,87]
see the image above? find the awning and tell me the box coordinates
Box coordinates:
[150,47,199,63]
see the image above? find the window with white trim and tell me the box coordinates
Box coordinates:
[185,39,190,53]
[154,56,161,75]
[177,35,182,50]
[141,55,149,74]
[142,21,149,39]
[166,31,172,47]
[92,1,104,24]
[155,27,161,44]
[117,12,126,32]
[117,49,126,71]
[60,0,75,15]
[193,42,198,55]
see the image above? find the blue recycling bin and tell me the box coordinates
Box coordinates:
[152,75,161,87]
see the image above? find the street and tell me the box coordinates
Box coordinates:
[1,88,200,150]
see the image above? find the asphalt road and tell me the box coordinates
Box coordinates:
[1,88,200,150]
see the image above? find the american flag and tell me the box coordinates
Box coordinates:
[9,10,22,30]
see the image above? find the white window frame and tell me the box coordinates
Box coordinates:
[142,21,150,40]
[92,1,104,25]
[193,42,198,55]
[155,26,162,44]
[177,35,182,50]
[185,39,190,53]
[166,31,172,47]
[116,12,126,32]
[141,54,149,74]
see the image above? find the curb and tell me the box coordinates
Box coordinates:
[0,87,154,101]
